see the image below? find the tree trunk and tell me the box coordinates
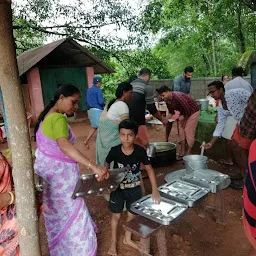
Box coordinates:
[0,2,41,255]
[237,3,246,53]
[200,45,213,76]
[212,38,217,76]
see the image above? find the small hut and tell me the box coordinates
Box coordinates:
[16,37,114,124]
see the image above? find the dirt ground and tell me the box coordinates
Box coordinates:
[2,119,253,256]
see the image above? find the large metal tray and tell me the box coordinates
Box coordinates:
[165,169,231,193]
[158,180,210,207]
[181,169,231,193]
[130,195,188,225]
[72,167,128,199]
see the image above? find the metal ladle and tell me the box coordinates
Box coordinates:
[200,141,205,157]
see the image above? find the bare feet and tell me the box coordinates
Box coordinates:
[123,237,151,255]
[123,237,139,250]
[83,141,89,148]
[107,243,117,256]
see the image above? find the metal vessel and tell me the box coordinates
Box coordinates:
[181,169,231,193]
[196,99,209,111]
[131,195,188,225]
[158,180,210,207]
[183,155,208,171]
[148,142,176,167]
[165,168,231,193]
[72,167,128,198]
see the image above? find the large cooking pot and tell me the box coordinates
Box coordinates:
[148,142,176,167]
[146,144,156,158]
[183,155,208,171]
[196,99,209,111]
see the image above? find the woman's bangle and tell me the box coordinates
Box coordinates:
[208,143,212,147]
[8,191,15,205]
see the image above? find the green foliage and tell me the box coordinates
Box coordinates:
[238,50,256,75]
[141,0,256,77]
[90,48,171,101]
[11,0,256,99]
[13,0,141,52]
[13,16,45,54]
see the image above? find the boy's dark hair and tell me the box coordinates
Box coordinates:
[156,85,171,95]
[207,80,224,90]
[139,68,151,76]
[119,119,139,135]
[184,66,194,73]
[232,66,244,77]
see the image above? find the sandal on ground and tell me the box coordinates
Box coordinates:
[218,159,233,166]
[229,179,244,190]
[176,155,184,161]
[230,173,243,180]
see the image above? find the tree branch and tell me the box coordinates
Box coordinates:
[13,18,134,31]
[241,0,256,11]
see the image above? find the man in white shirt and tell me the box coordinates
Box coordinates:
[225,66,253,93]
[204,81,251,188]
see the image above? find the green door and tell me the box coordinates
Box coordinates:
[39,67,88,110]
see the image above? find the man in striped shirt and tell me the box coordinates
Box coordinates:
[128,68,164,148]
[157,86,200,159]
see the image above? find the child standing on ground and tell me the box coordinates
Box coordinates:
[105,119,161,256]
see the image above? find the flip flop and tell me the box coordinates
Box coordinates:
[229,179,244,190]
[176,155,184,161]
[218,159,234,166]
[230,173,243,180]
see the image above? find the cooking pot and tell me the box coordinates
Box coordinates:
[146,144,156,158]
[148,142,176,167]
[183,155,208,171]
[196,99,209,111]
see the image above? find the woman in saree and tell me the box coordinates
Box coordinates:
[34,84,108,256]
[96,82,133,165]
[0,153,20,255]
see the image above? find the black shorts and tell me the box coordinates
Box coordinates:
[108,186,142,213]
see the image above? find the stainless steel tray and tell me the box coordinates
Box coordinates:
[181,169,231,193]
[165,169,187,182]
[165,169,231,193]
[158,180,210,207]
[72,167,128,199]
[131,195,188,225]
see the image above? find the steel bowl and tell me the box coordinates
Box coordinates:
[183,155,208,171]
[196,99,209,111]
